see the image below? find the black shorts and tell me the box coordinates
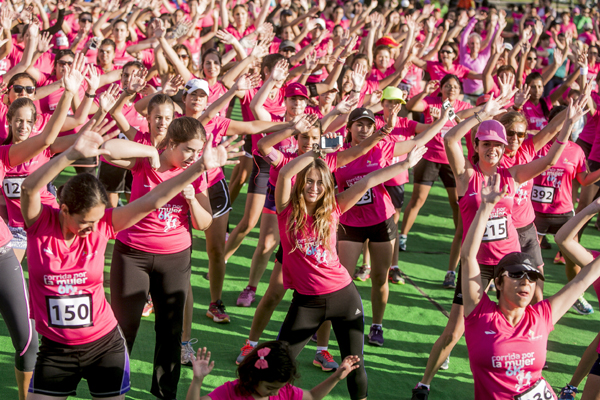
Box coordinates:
[590,353,600,376]
[97,161,133,193]
[576,138,592,158]
[535,211,574,235]
[247,155,270,195]
[517,222,544,268]
[338,216,397,243]
[208,178,232,218]
[453,263,495,305]
[413,158,456,188]
[264,182,277,212]
[275,244,283,264]
[243,135,253,158]
[385,184,405,209]
[29,326,130,398]
[589,159,600,187]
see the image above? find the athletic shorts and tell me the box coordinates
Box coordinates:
[97,161,132,194]
[8,225,27,250]
[385,184,405,209]
[576,138,592,158]
[243,135,253,158]
[517,222,544,268]
[453,263,495,305]
[207,178,232,218]
[264,182,276,213]
[275,244,283,264]
[535,211,575,235]
[589,159,600,187]
[29,326,130,398]
[413,158,456,188]
[590,353,600,376]
[248,155,270,195]
[338,216,397,243]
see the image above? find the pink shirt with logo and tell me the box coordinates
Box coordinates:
[523,98,552,131]
[115,158,208,254]
[465,294,556,400]
[277,203,352,295]
[459,165,520,265]
[209,380,303,400]
[26,206,118,345]
[240,85,287,152]
[532,141,586,215]
[375,115,417,186]
[335,142,396,227]
[424,96,472,164]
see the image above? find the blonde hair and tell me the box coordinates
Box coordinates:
[287,159,337,253]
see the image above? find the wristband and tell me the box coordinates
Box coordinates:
[513,104,522,112]
[474,112,482,123]
[262,148,279,163]
[337,57,347,64]
[85,92,96,98]
[351,89,361,93]
[302,72,312,75]
[556,140,567,145]
[581,67,589,76]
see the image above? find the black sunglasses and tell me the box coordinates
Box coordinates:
[527,57,537,61]
[80,18,93,23]
[440,49,454,54]
[57,60,73,66]
[506,130,527,138]
[11,85,35,94]
[506,271,538,282]
[178,54,189,59]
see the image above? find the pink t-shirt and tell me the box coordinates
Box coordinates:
[578,92,600,144]
[240,85,286,153]
[209,380,303,400]
[207,81,230,118]
[335,142,396,227]
[375,115,417,186]
[115,158,208,254]
[36,73,86,115]
[523,98,552,131]
[277,202,352,295]
[459,165,520,265]
[203,116,231,186]
[26,206,118,345]
[465,294,556,400]
[424,96,472,164]
[532,141,586,214]
[400,64,424,99]
[425,60,472,82]
[113,42,137,67]
[0,145,13,245]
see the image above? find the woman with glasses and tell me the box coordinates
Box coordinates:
[410,41,482,85]
[410,94,580,400]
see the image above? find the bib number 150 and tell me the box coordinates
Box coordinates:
[46,295,93,328]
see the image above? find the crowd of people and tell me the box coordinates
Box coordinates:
[2,0,600,399]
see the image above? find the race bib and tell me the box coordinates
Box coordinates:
[482,217,508,241]
[531,185,555,204]
[514,379,554,400]
[47,295,93,328]
[356,188,374,206]
[3,176,25,199]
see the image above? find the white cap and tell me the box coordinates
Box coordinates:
[503,43,513,51]
[184,79,209,96]
[401,0,410,7]
[315,18,326,29]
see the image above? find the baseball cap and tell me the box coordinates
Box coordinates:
[349,108,375,124]
[375,36,401,48]
[382,86,406,104]
[494,252,545,281]
[475,94,491,107]
[184,79,209,96]
[315,18,326,30]
[475,120,508,146]
[284,82,309,99]
[281,8,293,17]
[504,43,513,51]
[279,40,297,52]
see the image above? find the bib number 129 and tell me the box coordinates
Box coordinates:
[46,295,93,328]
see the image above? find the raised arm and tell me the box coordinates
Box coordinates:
[250,59,288,121]
[101,139,160,170]
[257,114,318,165]
[405,80,438,113]
[395,106,450,155]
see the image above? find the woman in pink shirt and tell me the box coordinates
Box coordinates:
[274,137,427,400]
[411,42,481,84]
[92,19,136,67]
[460,172,600,400]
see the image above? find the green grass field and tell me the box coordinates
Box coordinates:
[1,162,600,400]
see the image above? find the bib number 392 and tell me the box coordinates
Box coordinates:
[514,379,554,400]
[46,295,93,328]
[3,176,25,199]
[531,185,555,204]
[482,217,508,242]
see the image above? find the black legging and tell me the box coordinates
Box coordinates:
[109,240,191,400]
[0,247,38,371]
[277,283,368,400]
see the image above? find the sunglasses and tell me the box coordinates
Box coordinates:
[504,271,538,282]
[178,54,189,59]
[527,57,537,61]
[440,49,454,54]
[57,60,73,66]
[506,130,527,138]
[11,85,35,94]
[80,18,93,23]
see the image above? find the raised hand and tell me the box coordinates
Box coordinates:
[293,114,318,133]
[99,84,120,112]
[72,121,120,160]
[497,73,515,98]
[271,59,289,82]
[425,15,436,32]
[127,68,148,94]
[351,63,367,91]
[457,10,469,27]
[84,65,101,93]
[62,66,84,96]
[37,31,53,53]
[425,80,440,94]
[514,85,531,108]
[200,134,245,170]
[567,96,589,124]
[174,20,194,39]
[234,72,261,91]
[534,20,544,36]
[251,38,270,58]
[163,75,185,96]
[190,347,215,380]
[181,184,195,202]
[335,95,359,114]
[406,146,427,168]
[481,173,508,205]
[482,94,509,118]
[385,102,402,129]
[151,18,166,39]
[216,30,236,45]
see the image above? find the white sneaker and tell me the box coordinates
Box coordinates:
[181,338,198,365]
[440,356,450,370]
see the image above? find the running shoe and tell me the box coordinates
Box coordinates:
[439,356,449,370]
[411,385,430,400]
[368,325,384,347]
[181,338,198,365]
[142,296,154,317]
[354,265,371,281]
[398,235,407,251]
[572,296,594,315]
[558,384,578,400]
[236,287,256,307]
[554,251,566,265]
[236,340,256,365]
[310,333,317,343]
[489,281,497,292]
[313,351,339,372]
[540,235,552,249]
[207,300,230,323]
[389,267,405,284]
[442,271,456,289]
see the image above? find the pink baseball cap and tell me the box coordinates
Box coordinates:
[284,82,309,99]
[475,120,508,146]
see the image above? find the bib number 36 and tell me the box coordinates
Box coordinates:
[514,379,554,400]
[46,295,93,328]
[482,217,508,242]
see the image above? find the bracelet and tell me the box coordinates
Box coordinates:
[85,92,96,98]
[474,112,482,123]
[513,105,523,112]
[581,67,589,76]
[556,139,567,145]
[302,72,312,75]
[351,89,361,93]
[337,57,347,64]
[312,144,325,159]
[124,89,135,96]
[381,126,393,134]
